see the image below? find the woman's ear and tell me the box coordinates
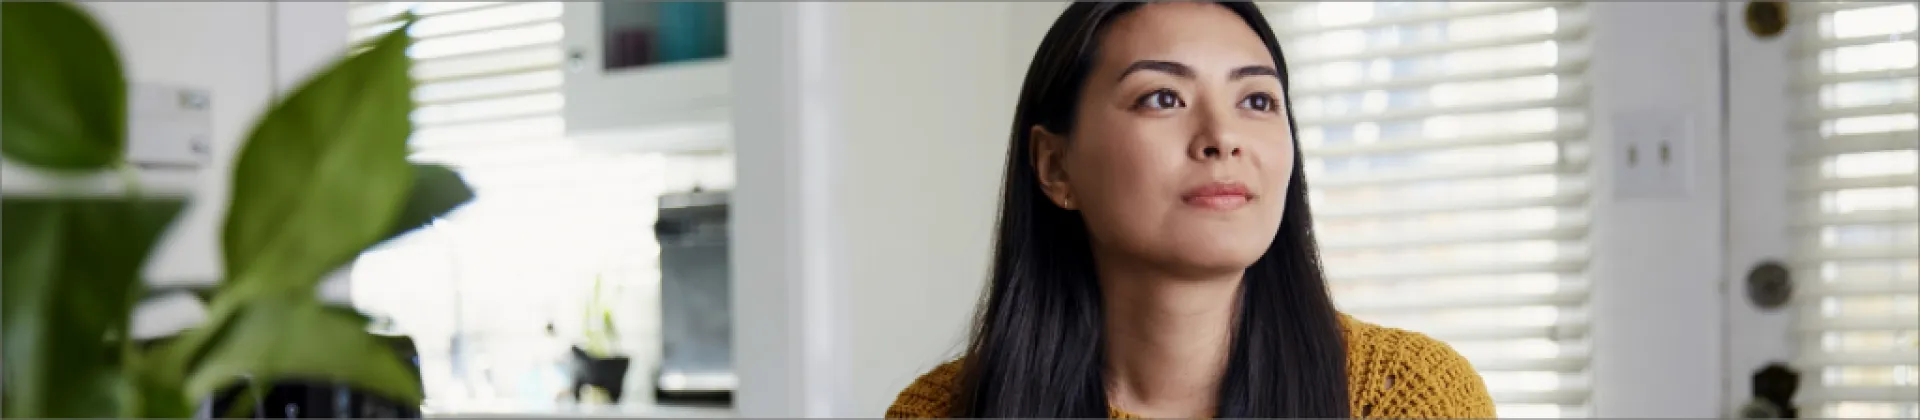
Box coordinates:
[1029,125,1077,210]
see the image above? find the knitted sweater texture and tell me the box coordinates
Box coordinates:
[884,314,1497,418]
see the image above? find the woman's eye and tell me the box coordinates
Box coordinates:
[1134,89,1186,110]
[1241,92,1278,113]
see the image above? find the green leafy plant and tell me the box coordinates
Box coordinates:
[1,2,472,417]
[580,274,622,359]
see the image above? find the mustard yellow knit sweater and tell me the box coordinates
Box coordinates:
[885,314,1496,418]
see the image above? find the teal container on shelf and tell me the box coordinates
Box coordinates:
[654,2,727,64]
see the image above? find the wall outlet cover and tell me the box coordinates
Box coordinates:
[1612,111,1694,200]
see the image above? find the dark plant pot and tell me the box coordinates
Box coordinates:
[569,346,632,403]
[200,335,423,418]
[205,380,421,419]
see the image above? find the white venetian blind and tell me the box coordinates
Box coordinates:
[347,1,566,166]
[1264,2,1594,417]
[1792,2,1920,418]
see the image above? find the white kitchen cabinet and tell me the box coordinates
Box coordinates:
[561,1,732,155]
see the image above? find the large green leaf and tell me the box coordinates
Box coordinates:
[0,2,128,169]
[383,163,474,242]
[220,21,418,298]
[1,198,186,418]
[182,296,424,408]
[129,349,195,418]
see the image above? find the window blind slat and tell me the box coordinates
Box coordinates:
[1295,62,1588,96]
[350,1,564,163]
[1315,186,1588,219]
[1267,2,1574,36]
[415,69,562,106]
[411,45,564,84]
[1320,221,1586,250]
[1491,389,1590,406]
[1797,316,1920,332]
[1379,321,1589,342]
[1793,1,1915,18]
[1793,244,1920,264]
[1795,173,1920,192]
[1797,130,1920,159]
[409,2,561,40]
[1315,162,1583,188]
[1795,31,1920,56]
[1299,99,1587,130]
[1801,386,1920,403]
[1800,351,1920,367]
[412,92,562,127]
[352,5,557,45]
[1801,280,1920,296]
[406,22,564,62]
[1289,28,1586,67]
[349,1,511,27]
[1472,355,1590,372]
[410,116,564,150]
[1304,125,1589,157]
[1274,2,1594,414]
[1339,288,1587,312]
[1795,208,1920,227]
[1797,68,1920,90]
[1798,100,1920,124]
[1327,256,1587,280]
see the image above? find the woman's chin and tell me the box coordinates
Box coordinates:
[1160,241,1272,277]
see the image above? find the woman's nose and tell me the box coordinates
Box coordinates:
[1191,105,1245,161]
[1199,145,1242,159]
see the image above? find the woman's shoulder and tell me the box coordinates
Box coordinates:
[1338,312,1469,361]
[885,316,1495,418]
[886,358,965,418]
[1339,313,1497,418]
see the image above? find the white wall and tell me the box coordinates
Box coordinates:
[728,3,815,416]
[831,2,1025,415]
[86,2,347,288]
[728,2,1065,416]
[83,2,275,287]
[1585,2,1728,417]
[1721,0,1800,412]
[80,2,348,338]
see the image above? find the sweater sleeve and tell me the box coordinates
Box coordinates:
[1351,327,1498,419]
[885,359,963,418]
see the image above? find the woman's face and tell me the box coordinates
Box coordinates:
[1033,2,1294,277]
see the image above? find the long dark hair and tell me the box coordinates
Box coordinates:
[952,1,1349,417]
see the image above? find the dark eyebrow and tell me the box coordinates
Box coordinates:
[1230,65,1280,81]
[1117,60,1281,83]
[1117,60,1193,81]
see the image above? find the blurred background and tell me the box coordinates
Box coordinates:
[8,1,1913,418]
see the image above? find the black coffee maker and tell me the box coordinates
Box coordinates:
[652,189,734,405]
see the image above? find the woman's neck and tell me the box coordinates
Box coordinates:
[1096,262,1241,418]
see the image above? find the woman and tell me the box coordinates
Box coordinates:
[885,2,1495,418]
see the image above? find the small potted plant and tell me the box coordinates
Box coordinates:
[569,275,631,404]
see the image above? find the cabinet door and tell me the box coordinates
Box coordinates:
[562,1,732,150]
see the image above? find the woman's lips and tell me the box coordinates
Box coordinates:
[1182,181,1253,210]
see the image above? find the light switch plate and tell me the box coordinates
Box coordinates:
[127,83,214,168]
[1613,111,1694,200]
